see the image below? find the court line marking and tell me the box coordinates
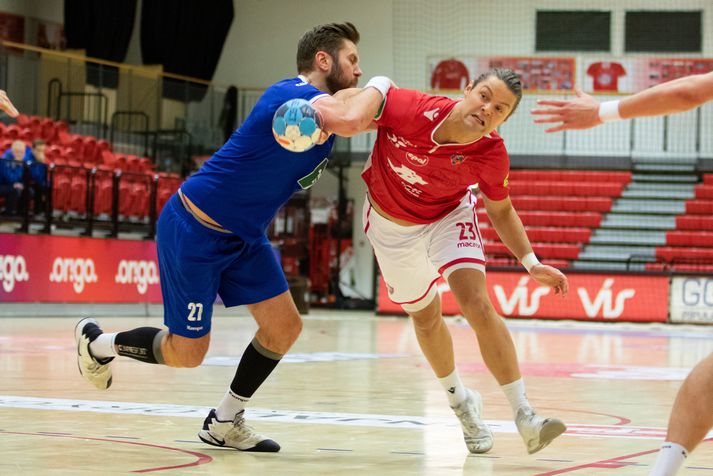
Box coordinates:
[0,430,212,473]
[534,438,713,475]
[4,395,712,441]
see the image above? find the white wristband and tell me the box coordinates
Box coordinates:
[365,76,391,98]
[521,252,540,273]
[598,100,621,123]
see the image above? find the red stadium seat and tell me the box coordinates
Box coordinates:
[481,226,591,244]
[508,170,632,185]
[695,185,713,199]
[666,231,713,247]
[657,247,713,261]
[676,215,713,231]
[686,200,713,215]
[485,242,580,260]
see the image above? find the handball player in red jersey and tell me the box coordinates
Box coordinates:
[361,69,569,454]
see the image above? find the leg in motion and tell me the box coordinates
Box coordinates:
[406,292,493,454]
[650,352,713,476]
[198,291,302,452]
[447,268,566,454]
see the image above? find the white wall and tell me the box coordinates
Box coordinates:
[212,0,394,87]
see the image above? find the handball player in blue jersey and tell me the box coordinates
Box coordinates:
[73,22,392,452]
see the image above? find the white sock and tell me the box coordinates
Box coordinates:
[89,332,117,359]
[216,389,249,421]
[649,442,688,476]
[501,378,531,415]
[439,369,468,406]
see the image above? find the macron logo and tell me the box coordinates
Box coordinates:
[423,108,440,121]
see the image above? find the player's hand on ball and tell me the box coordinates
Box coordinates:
[315,129,332,145]
[529,264,569,296]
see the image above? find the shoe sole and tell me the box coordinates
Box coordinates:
[527,419,567,454]
[198,431,280,452]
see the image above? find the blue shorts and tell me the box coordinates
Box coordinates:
[156,193,288,338]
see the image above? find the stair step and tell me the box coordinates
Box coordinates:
[572,261,648,271]
[626,183,695,192]
[611,199,686,214]
[633,163,696,172]
[621,189,694,199]
[578,245,656,261]
[631,174,698,183]
[589,230,666,246]
[601,214,676,230]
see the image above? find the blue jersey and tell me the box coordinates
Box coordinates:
[180,76,335,242]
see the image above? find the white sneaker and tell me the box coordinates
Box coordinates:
[74,318,113,390]
[515,407,566,454]
[198,409,280,452]
[451,389,494,453]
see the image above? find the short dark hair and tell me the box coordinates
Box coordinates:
[473,68,523,119]
[32,139,45,148]
[296,22,360,73]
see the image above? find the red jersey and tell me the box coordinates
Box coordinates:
[431,59,470,90]
[362,88,510,224]
[587,62,626,92]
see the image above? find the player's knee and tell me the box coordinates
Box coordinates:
[460,294,496,322]
[164,333,210,368]
[409,306,441,334]
[283,313,303,343]
[178,347,208,368]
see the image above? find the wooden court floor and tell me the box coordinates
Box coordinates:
[1,309,712,475]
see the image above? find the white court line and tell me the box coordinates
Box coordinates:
[3,395,710,440]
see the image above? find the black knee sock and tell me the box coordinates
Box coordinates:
[230,338,282,398]
[115,327,167,364]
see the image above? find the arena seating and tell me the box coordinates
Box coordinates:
[477,170,630,268]
[0,114,182,222]
[646,172,713,271]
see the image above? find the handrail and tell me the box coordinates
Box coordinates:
[1,39,215,87]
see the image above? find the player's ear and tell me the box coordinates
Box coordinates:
[464,81,474,96]
[314,51,331,73]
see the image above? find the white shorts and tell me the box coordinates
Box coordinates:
[363,192,486,312]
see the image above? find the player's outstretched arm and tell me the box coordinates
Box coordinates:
[314,76,391,137]
[0,89,19,117]
[483,194,569,295]
[532,72,713,133]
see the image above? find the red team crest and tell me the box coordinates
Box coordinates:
[450,154,465,166]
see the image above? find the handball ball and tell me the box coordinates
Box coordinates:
[272,98,324,153]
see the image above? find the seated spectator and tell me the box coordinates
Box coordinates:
[1,139,29,161]
[25,140,48,215]
[0,140,26,215]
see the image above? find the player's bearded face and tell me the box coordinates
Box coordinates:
[325,41,361,93]
[326,56,358,93]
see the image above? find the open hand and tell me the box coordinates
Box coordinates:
[529,264,569,296]
[531,87,601,133]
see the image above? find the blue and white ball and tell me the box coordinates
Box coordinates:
[272,98,324,153]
